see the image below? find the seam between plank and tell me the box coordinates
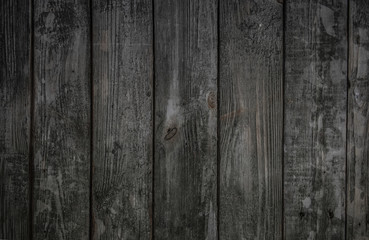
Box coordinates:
[151,0,156,239]
[345,0,350,239]
[89,0,94,239]
[29,0,35,238]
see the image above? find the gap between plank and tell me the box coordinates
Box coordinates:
[216,0,220,239]
[345,0,350,238]
[151,0,156,238]
[282,1,286,239]
[89,0,94,239]
[29,0,35,238]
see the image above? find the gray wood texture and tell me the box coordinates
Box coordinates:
[0,0,31,239]
[91,0,153,239]
[154,0,218,239]
[347,0,369,239]
[33,0,91,239]
[4,1,369,239]
[219,0,283,239]
[284,0,347,239]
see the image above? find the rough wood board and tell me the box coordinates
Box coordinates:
[92,0,153,239]
[154,0,218,239]
[219,0,283,239]
[284,0,347,239]
[0,0,30,239]
[33,0,90,239]
[347,0,369,239]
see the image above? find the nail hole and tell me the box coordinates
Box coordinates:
[328,209,334,219]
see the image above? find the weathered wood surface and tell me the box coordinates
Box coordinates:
[347,0,369,239]
[219,0,283,239]
[33,0,90,239]
[154,0,218,239]
[92,0,153,239]
[0,0,31,239]
[3,0,369,239]
[284,0,347,239]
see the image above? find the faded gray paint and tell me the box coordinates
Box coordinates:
[2,0,369,239]
[284,0,347,239]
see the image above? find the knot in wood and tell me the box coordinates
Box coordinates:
[164,127,177,140]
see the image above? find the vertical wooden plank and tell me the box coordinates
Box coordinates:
[33,0,90,239]
[92,0,153,239]
[284,0,347,239]
[0,0,30,239]
[347,0,369,239]
[219,0,283,239]
[154,0,218,239]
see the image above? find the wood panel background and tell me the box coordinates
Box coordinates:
[1,0,368,239]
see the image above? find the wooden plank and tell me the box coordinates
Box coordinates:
[0,0,31,239]
[347,0,369,239]
[33,0,90,239]
[284,0,347,239]
[219,0,283,239]
[91,0,153,239]
[154,0,217,239]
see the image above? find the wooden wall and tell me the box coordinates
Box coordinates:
[0,0,368,239]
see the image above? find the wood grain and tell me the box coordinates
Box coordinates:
[347,0,369,239]
[284,0,347,239]
[33,0,90,239]
[91,0,153,239]
[154,0,218,239]
[219,0,283,239]
[0,0,31,239]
